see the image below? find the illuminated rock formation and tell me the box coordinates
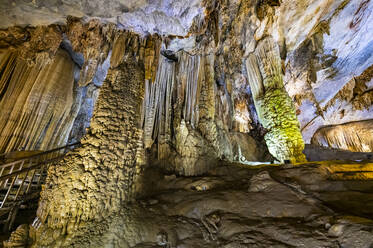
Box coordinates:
[7,161,373,247]
[0,0,373,247]
[33,32,146,246]
[0,49,76,153]
[142,48,268,175]
[312,120,373,152]
[283,0,373,148]
[246,36,306,163]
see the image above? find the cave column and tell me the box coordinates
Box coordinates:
[246,36,306,163]
[33,33,146,245]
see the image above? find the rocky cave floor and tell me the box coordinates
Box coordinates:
[9,160,373,248]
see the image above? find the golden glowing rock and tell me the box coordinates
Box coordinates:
[312,120,373,153]
[246,36,306,163]
[0,48,76,153]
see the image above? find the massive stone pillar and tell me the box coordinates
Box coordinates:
[246,36,306,163]
[32,33,146,246]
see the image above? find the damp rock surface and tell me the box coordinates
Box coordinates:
[13,161,373,248]
[0,0,205,36]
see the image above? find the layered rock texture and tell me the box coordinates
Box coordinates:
[312,120,373,152]
[35,33,146,242]
[6,162,373,247]
[282,0,373,149]
[0,49,77,153]
[0,0,373,247]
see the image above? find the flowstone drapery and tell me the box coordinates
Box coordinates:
[0,49,77,153]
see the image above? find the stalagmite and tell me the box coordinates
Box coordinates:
[246,36,306,163]
[2,1,373,247]
[32,33,146,246]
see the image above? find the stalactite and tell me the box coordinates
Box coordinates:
[142,51,202,151]
[110,32,127,68]
[312,120,373,152]
[141,47,266,175]
[0,48,77,153]
[142,50,218,175]
[144,35,162,83]
[143,55,175,154]
[0,51,16,98]
[178,52,201,128]
[66,18,115,86]
[246,36,306,163]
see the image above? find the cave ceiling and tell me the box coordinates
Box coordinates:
[0,0,205,36]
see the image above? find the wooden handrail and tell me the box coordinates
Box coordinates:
[0,155,66,181]
[0,142,80,231]
[0,142,81,168]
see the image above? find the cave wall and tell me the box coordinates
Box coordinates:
[0,0,205,36]
[282,0,373,148]
[202,0,373,153]
[3,0,371,162]
[0,20,118,153]
[0,0,373,246]
[1,0,373,156]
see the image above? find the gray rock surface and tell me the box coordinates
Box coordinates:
[0,0,205,36]
[19,162,373,247]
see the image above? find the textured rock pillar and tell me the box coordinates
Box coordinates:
[246,36,306,163]
[33,36,146,246]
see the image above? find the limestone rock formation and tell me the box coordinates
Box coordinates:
[0,0,373,247]
[142,48,269,175]
[312,120,373,152]
[246,36,306,163]
[0,0,205,36]
[282,0,373,148]
[10,162,373,247]
[0,49,76,153]
[35,33,146,243]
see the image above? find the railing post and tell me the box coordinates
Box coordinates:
[3,163,17,189]
[0,161,24,208]
[14,168,30,203]
[25,169,37,195]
